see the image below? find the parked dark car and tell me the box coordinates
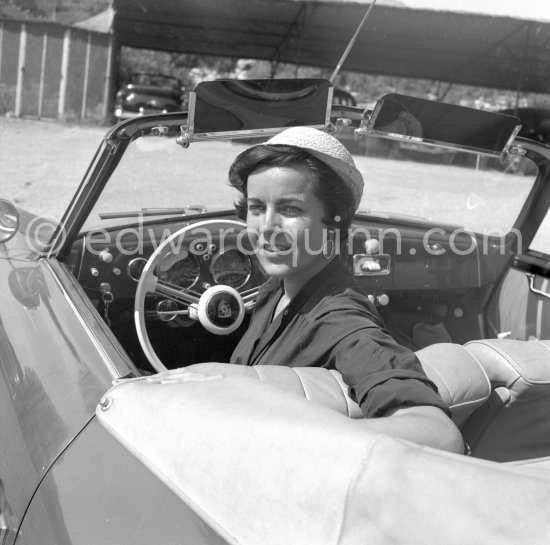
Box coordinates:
[500,107,550,145]
[113,71,185,121]
[332,86,357,106]
[2,78,550,544]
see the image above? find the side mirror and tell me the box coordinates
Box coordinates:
[0,199,20,244]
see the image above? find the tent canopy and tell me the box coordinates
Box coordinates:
[110,0,550,94]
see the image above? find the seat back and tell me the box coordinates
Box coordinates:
[185,347,492,427]
[461,339,550,462]
[414,343,491,426]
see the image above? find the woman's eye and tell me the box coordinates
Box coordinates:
[281,206,302,215]
[247,204,264,215]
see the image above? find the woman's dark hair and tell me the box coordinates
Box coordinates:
[228,145,357,231]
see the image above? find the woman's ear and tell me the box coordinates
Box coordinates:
[322,228,336,260]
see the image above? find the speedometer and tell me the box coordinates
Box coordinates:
[158,251,200,289]
[210,249,252,289]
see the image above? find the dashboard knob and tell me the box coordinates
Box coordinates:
[364,239,380,255]
[367,294,375,304]
[376,293,389,306]
[99,249,113,263]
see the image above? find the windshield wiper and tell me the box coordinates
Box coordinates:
[99,206,206,220]
[358,209,463,230]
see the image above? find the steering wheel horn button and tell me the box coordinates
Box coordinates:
[197,285,245,334]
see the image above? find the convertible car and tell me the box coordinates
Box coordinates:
[2,78,550,544]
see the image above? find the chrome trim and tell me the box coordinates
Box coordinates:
[44,259,136,379]
[527,273,550,301]
[470,232,482,287]
[187,90,196,136]
[159,252,201,291]
[503,125,523,155]
[189,125,327,142]
[210,248,252,289]
[127,257,148,282]
[352,254,391,276]
[325,86,334,127]
[45,139,120,258]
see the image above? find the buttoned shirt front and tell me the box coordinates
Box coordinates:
[231,259,448,417]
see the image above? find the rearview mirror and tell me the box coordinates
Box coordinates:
[0,199,19,244]
[367,93,522,156]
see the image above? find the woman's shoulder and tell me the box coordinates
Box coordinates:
[305,264,381,321]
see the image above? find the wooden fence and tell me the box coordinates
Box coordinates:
[0,19,114,122]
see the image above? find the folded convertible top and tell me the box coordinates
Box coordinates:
[97,366,550,545]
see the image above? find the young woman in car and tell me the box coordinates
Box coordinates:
[228,127,463,453]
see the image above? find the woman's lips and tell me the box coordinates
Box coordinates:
[260,242,292,253]
[261,244,290,254]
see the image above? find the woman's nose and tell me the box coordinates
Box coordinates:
[261,207,280,234]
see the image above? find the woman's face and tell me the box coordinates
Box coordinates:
[246,165,330,285]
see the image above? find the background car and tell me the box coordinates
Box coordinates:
[499,107,550,146]
[112,71,185,121]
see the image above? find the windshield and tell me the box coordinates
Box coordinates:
[82,131,537,236]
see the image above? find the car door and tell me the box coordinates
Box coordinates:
[484,141,550,340]
[333,129,546,351]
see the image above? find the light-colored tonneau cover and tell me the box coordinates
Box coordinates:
[97,365,550,545]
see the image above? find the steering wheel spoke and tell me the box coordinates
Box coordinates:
[155,278,200,305]
[241,287,259,311]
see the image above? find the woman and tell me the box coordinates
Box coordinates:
[228,126,463,453]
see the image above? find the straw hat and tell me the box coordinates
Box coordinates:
[231,127,364,210]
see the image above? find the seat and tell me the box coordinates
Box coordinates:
[460,339,550,462]
[167,340,550,463]
[414,343,491,427]
[184,343,492,427]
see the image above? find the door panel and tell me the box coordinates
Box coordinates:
[489,257,550,341]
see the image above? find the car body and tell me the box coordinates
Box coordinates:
[2,77,550,544]
[332,87,357,106]
[112,72,185,122]
[499,106,550,145]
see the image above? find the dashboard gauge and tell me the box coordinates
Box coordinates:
[157,251,200,289]
[210,249,252,289]
[127,258,148,282]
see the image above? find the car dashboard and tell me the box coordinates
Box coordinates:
[63,209,506,372]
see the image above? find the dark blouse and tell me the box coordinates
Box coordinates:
[230,259,448,418]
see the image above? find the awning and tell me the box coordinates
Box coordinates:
[111,0,550,94]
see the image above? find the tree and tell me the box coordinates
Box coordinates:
[0,0,110,23]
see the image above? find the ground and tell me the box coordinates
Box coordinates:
[0,117,105,220]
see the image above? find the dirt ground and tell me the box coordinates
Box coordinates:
[0,117,107,220]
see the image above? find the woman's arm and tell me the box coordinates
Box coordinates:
[363,405,464,454]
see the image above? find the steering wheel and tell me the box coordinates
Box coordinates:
[134,219,259,371]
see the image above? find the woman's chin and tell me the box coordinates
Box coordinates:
[258,260,293,279]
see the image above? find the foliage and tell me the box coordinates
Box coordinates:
[0,0,110,23]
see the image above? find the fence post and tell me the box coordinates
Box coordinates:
[102,33,114,122]
[58,28,70,120]
[0,22,4,83]
[15,23,26,117]
[80,32,92,121]
[38,30,48,118]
